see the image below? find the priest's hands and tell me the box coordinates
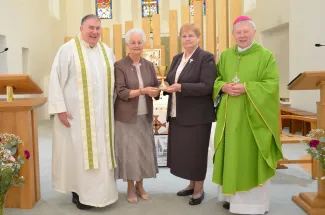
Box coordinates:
[142,87,160,97]
[58,112,73,128]
[222,83,246,96]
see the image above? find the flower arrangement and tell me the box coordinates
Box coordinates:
[0,133,30,214]
[303,129,325,178]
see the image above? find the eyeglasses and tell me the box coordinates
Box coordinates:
[181,35,196,39]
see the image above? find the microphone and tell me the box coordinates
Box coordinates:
[315,44,325,47]
[0,48,8,53]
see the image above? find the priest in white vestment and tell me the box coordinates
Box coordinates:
[48,14,118,210]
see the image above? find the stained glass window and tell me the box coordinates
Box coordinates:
[142,0,159,18]
[96,0,112,19]
[189,0,206,16]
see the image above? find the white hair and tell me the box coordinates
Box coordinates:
[232,20,256,32]
[125,28,146,45]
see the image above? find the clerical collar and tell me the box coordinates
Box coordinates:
[237,42,254,53]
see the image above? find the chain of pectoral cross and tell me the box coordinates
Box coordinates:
[232,52,245,84]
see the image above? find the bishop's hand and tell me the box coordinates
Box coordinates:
[58,112,73,128]
[231,84,246,95]
[222,83,246,96]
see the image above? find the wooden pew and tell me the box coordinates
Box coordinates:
[277,114,318,179]
[280,106,317,135]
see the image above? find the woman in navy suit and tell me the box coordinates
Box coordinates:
[163,23,217,205]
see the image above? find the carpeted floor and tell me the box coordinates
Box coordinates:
[3,120,315,215]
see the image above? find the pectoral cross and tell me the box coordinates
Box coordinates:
[232,74,240,83]
[233,55,241,83]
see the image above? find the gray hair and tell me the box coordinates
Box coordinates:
[81,14,101,25]
[125,29,146,45]
[232,20,256,32]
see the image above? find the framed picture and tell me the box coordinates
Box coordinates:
[154,135,168,167]
[143,49,161,67]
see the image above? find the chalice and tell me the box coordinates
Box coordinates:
[156,66,168,90]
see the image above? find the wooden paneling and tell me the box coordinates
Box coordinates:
[169,10,178,63]
[193,0,203,48]
[101,28,110,47]
[113,24,123,61]
[206,0,216,56]
[229,0,243,47]
[152,14,161,46]
[125,21,134,55]
[142,18,151,49]
[218,0,229,54]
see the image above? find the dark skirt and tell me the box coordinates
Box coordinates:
[167,118,212,181]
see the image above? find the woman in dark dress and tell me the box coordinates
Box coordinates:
[163,23,216,206]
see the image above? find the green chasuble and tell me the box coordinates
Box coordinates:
[212,42,283,195]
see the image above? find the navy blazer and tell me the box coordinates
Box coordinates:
[165,47,217,125]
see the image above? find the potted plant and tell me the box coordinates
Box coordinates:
[0,134,30,215]
[304,129,325,180]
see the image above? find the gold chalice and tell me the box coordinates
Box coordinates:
[156,66,168,90]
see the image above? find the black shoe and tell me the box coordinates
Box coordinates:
[223,202,230,210]
[72,192,93,210]
[72,192,78,204]
[177,189,194,196]
[189,192,205,205]
[76,201,93,210]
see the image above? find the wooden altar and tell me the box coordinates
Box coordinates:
[0,74,47,209]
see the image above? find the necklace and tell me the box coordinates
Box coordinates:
[232,43,255,83]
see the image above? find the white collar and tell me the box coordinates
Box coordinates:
[78,33,98,49]
[182,46,198,62]
[237,42,254,53]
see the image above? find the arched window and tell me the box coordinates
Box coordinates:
[142,0,159,18]
[96,0,113,19]
[189,0,206,16]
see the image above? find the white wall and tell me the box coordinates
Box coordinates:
[244,0,256,13]
[245,0,321,113]
[0,0,66,120]
[0,35,8,74]
[261,23,289,98]
[245,0,290,43]
[289,0,323,113]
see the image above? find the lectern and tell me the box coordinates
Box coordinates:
[288,71,325,215]
[0,74,47,209]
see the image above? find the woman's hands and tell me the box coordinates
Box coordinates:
[161,82,181,93]
[141,87,160,97]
